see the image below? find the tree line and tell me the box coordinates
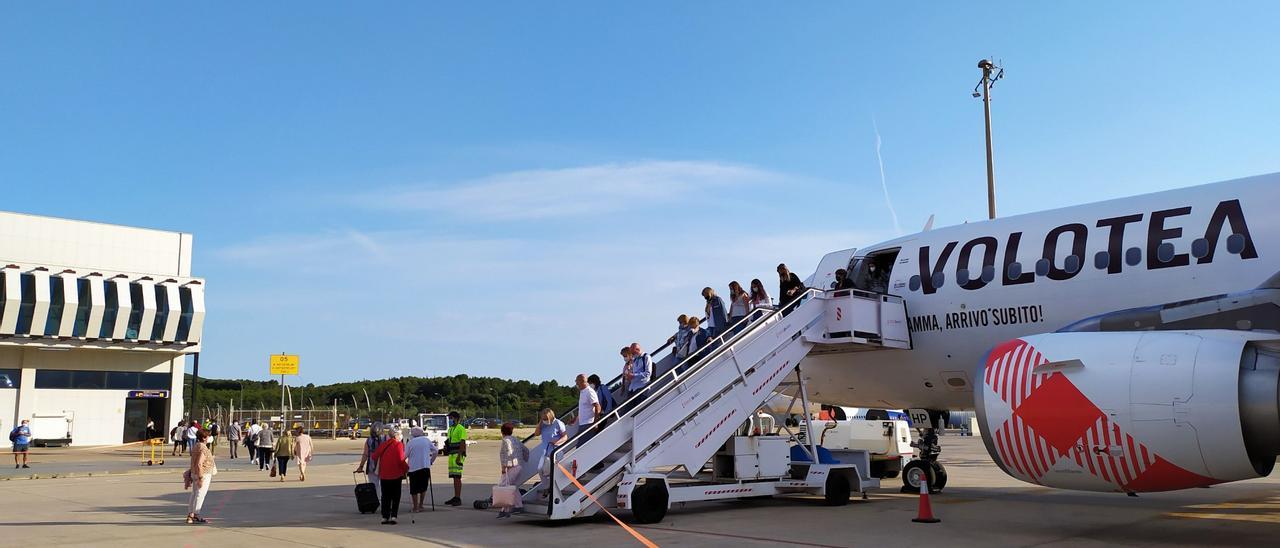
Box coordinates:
[184,373,578,424]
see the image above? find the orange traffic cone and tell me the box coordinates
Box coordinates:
[912,476,941,523]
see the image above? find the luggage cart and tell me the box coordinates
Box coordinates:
[142,437,165,466]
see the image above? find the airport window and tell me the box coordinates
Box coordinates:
[1006,262,1023,281]
[139,372,170,390]
[980,265,995,283]
[45,277,65,336]
[152,286,169,340]
[106,371,140,390]
[1157,242,1175,263]
[35,369,168,390]
[1227,233,1246,254]
[908,275,921,292]
[1094,251,1109,270]
[176,287,194,341]
[0,368,20,389]
[74,370,107,389]
[126,283,144,339]
[1125,247,1142,267]
[73,279,92,337]
[1064,254,1082,274]
[100,282,119,338]
[15,273,36,334]
[1190,238,1210,259]
[35,369,73,389]
[1034,258,1050,277]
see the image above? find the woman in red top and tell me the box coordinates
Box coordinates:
[370,429,408,524]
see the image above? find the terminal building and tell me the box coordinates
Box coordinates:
[0,212,204,446]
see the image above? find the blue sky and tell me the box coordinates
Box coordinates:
[2,3,1277,385]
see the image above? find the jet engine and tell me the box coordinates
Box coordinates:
[973,330,1280,493]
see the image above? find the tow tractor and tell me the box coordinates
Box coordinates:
[795,405,913,480]
[416,413,451,450]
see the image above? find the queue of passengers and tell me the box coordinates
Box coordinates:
[559,263,812,449]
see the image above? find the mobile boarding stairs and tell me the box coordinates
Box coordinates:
[515,288,911,523]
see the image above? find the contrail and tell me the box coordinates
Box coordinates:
[873,118,903,235]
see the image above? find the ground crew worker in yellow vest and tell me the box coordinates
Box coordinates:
[444,411,467,506]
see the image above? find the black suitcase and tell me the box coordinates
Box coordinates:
[354,473,379,514]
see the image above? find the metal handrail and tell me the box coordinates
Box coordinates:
[518,318,698,446]
[545,289,820,513]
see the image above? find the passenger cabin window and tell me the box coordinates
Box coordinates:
[1227,233,1247,254]
[1125,247,1142,266]
[1191,238,1210,259]
[1094,251,1110,270]
[1034,259,1051,277]
[1063,254,1082,274]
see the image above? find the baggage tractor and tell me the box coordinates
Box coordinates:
[354,473,379,514]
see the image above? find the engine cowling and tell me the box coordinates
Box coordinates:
[973,330,1280,493]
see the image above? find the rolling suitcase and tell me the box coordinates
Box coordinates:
[354,473,379,514]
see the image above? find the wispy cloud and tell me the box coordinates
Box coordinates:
[203,158,893,383]
[350,160,790,221]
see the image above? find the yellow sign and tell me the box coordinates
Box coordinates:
[269,354,299,375]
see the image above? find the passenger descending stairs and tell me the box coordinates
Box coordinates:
[518,288,910,520]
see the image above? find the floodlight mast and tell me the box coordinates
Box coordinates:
[974,59,1004,220]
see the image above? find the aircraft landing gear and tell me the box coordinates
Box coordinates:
[901,426,945,494]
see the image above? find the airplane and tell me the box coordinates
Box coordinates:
[797,172,1280,495]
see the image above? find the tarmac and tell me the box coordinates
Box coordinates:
[0,434,1277,547]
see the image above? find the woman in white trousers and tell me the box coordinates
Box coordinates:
[187,428,217,524]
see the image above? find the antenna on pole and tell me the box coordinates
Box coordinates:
[973,58,1004,220]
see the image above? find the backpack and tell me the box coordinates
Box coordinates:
[8,428,17,443]
[169,426,180,440]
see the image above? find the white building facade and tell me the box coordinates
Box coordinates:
[0,212,204,446]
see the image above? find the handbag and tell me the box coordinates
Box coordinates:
[492,485,519,508]
[270,461,278,477]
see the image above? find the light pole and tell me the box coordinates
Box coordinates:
[973,58,1004,220]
